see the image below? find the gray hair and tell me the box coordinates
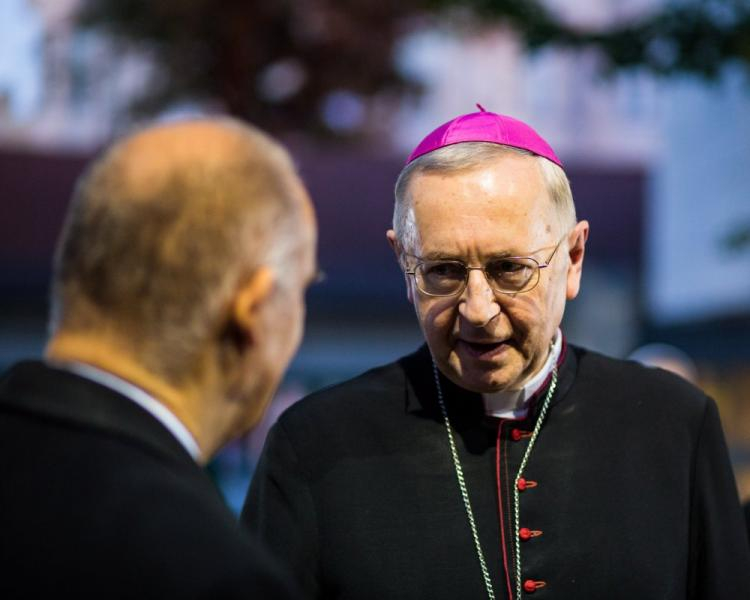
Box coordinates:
[393,142,576,254]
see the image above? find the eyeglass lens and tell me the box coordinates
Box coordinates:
[417,258,539,295]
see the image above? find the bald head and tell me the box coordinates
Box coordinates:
[51,117,314,383]
[111,120,292,203]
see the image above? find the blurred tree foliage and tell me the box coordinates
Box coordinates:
[77,0,750,134]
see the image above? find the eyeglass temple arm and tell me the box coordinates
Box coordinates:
[540,235,567,267]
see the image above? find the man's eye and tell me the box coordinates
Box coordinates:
[489,260,525,274]
[424,262,464,279]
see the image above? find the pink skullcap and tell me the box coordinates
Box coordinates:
[406,104,562,167]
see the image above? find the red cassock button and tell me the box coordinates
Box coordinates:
[519,527,532,541]
[524,579,538,593]
[511,428,523,441]
[517,477,527,491]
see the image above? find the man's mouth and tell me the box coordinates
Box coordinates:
[457,339,510,359]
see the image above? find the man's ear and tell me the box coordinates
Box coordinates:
[231,266,275,344]
[566,220,589,300]
[386,229,401,258]
[386,229,415,304]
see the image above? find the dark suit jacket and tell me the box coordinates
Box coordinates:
[0,361,299,599]
[243,343,750,599]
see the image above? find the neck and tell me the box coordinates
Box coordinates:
[45,331,234,463]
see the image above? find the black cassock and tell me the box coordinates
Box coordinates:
[244,342,750,599]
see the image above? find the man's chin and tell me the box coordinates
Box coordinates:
[466,376,517,394]
[443,363,519,394]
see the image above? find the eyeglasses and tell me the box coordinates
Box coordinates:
[404,235,566,297]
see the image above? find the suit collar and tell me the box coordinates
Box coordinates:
[56,361,201,461]
[0,361,197,466]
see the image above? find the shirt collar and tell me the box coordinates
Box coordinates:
[51,361,201,462]
[482,329,562,420]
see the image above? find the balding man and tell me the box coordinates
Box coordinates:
[243,109,750,599]
[0,119,316,598]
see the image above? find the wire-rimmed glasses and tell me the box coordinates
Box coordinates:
[405,235,566,297]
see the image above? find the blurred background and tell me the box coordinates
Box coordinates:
[1,0,749,512]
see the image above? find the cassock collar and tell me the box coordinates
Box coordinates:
[401,336,577,428]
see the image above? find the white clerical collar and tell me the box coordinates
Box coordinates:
[482,330,562,420]
[52,361,201,462]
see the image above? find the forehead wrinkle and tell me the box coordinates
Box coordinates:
[415,208,553,255]
[409,154,561,264]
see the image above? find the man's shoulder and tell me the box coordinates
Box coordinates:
[0,404,297,598]
[278,346,428,428]
[570,344,710,417]
[305,356,408,400]
[283,359,406,415]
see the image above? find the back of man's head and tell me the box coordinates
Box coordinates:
[50,118,310,386]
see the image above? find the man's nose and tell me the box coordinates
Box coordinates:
[458,269,500,327]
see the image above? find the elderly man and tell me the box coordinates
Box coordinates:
[243,108,750,599]
[0,119,316,597]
